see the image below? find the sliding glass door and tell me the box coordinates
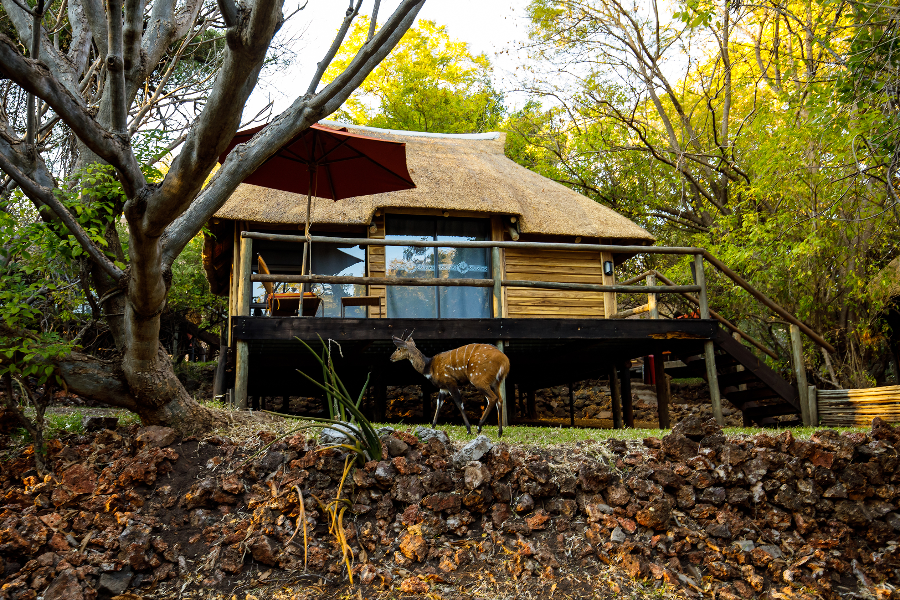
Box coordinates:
[385,215,491,318]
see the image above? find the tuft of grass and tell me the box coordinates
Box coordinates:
[200,397,229,410]
[371,422,870,448]
[44,411,86,437]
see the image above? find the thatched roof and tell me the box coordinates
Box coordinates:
[210,121,654,243]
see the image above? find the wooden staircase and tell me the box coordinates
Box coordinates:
[665,327,803,426]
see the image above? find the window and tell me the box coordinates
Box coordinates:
[252,233,367,317]
[385,215,491,318]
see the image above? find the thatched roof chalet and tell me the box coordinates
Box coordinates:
[203,122,654,296]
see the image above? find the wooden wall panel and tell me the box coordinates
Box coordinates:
[367,214,386,318]
[505,247,607,319]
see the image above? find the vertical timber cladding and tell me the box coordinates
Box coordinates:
[367,211,386,318]
[504,234,609,319]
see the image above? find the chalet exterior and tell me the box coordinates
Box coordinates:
[203,123,655,322]
[202,122,826,429]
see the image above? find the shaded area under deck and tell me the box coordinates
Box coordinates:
[231,317,717,401]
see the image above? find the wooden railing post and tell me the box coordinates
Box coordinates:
[790,324,811,426]
[808,386,818,426]
[235,235,253,410]
[600,251,617,317]
[491,245,508,428]
[695,253,724,426]
[647,272,658,319]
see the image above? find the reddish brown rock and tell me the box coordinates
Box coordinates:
[248,535,279,566]
[399,576,429,593]
[399,530,428,562]
[135,426,177,449]
[422,493,461,513]
[42,570,83,600]
[662,433,700,461]
[635,497,673,530]
[61,464,97,495]
[492,503,512,527]
[525,509,551,531]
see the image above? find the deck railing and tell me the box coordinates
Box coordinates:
[232,231,834,427]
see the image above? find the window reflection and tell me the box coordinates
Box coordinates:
[385,215,490,318]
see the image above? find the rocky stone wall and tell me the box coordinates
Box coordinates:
[2,418,900,599]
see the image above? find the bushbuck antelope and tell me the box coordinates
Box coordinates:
[390,335,511,436]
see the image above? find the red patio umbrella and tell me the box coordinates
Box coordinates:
[220,122,416,307]
[219,121,415,201]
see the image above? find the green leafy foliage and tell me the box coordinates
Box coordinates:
[510,0,900,387]
[323,18,505,133]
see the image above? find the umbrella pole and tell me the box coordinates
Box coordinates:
[302,165,316,298]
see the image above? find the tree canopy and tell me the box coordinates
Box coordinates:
[507,0,900,387]
[323,18,505,133]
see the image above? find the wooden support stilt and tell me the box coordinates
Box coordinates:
[694,253,723,426]
[234,235,253,410]
[568,382,575,427]
[609,367,623,429]
[790,324,811,426]
[654,355,671,429]
[527,389,537,419]
[808,385,818,426]
[491,247,509,428]
[620,362,634,428]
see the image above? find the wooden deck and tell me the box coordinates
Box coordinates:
[231,316,717,398]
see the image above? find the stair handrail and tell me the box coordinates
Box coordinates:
[701,251,835,354]
[651,271,779,360]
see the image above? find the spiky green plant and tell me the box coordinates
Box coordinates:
[261,336,382,462]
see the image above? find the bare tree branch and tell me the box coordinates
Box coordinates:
[218,0,238,28]
[106,0,128,135]
[0,34,146,195]
[159,0,427,264]
[306,0,362,96]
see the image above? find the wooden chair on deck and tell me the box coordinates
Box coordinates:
[257,255,321,317]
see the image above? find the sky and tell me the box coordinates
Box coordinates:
[244,0,533,124]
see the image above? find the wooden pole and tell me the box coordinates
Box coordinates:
[600,251,617,317]
[568,382,575,427]
[527,389,537,419]
[647,272,659,319]
[808,385,818,427]
[620,362,634,428]
[695,254,724,426]
[609,367,623,429]
[790,324,811,426]
[654,355,670,429]
[492,246,508,428]
[235,236,253,410]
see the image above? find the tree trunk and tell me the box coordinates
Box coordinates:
[57,346,224,435]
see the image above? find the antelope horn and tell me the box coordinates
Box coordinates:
[405,329,416,341]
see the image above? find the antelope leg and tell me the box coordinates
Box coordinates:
[432,391,446,427]
[450,388,472,435]
[477,389,499,435]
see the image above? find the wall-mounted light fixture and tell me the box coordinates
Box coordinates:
[603,261,614,277]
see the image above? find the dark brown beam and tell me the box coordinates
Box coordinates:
[609,367,623,429]
[620,362,634,428]
[232,317,718,342]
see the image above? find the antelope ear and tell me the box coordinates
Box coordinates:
[392,337,406,347]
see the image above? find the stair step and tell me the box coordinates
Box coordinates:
[743,403,800,420]
[718,370,763,388]
[666,366,705,379]
[726,387,782,405]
